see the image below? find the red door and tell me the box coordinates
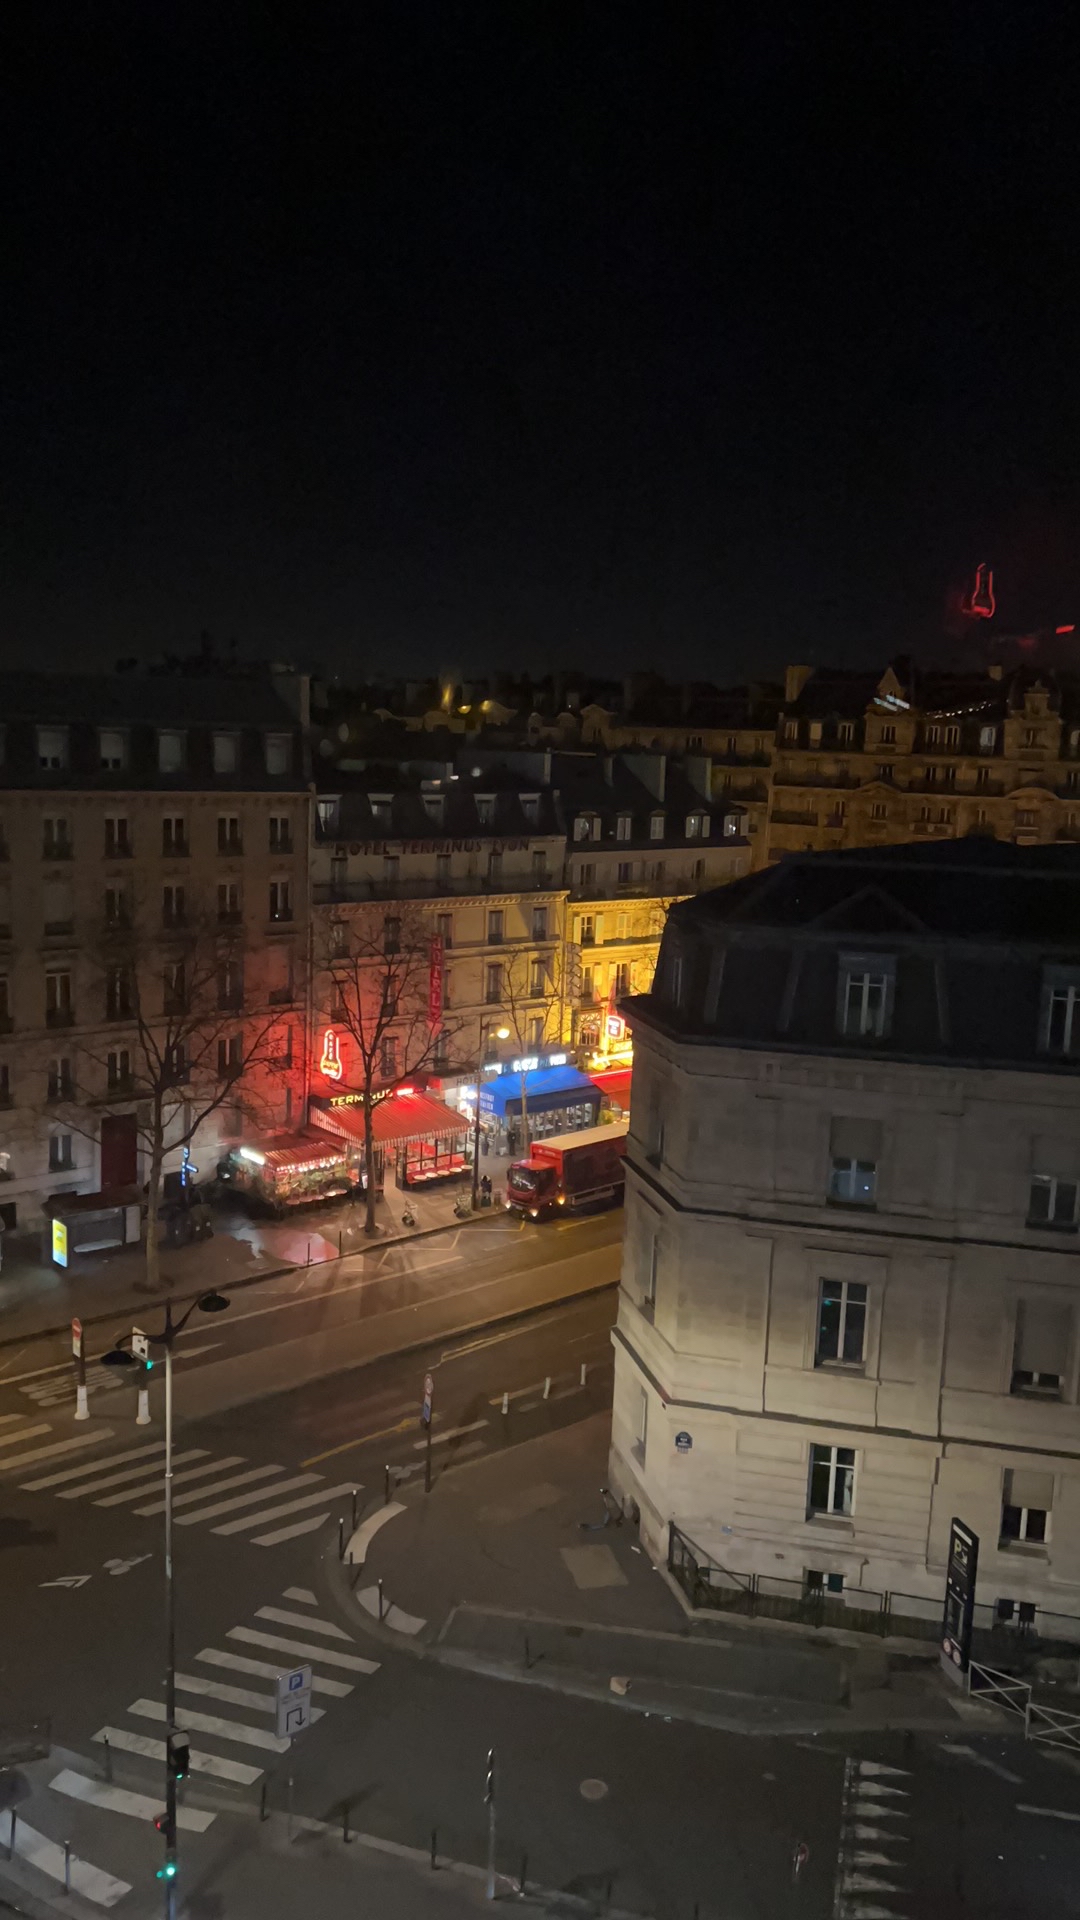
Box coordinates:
[100,1113,138,1188]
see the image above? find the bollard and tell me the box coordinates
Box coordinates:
[74,1383,89,1421]
[430,1827,438,1871]
[384,1463,390,1505]
[342,1799,352,1844]
[519,1852,528,1896]
[377,1577,384,1621]
[338,1229,344,1258]
[580,1361,587,1386]
[136,1387,150,1426]
[338,1516,345,1561]
[7,1810,15,1861]
[352,1487,359,1532]
[306,1238,312,1266]
[102,1733,112,1783]
[63,1840,71,1894]
[501,1390,509,1415]
[287,1772,294,1842]
[543,1375,551,1399]
[260,1780,269,1823]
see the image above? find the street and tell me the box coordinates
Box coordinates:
[0,1215,1077,1918]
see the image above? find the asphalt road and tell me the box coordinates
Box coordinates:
[1,1225,1079,1918]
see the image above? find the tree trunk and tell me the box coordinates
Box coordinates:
[363,1093,379,1236]
[519,1073,530,1155]
[145,1137,164,1290]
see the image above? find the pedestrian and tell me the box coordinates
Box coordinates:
[481,1174,492,1206]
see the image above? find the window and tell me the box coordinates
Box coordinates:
[47,1056,73,1101]
[573,816,592,842]
[975,766,992,789]
[381,1036,398,1080]
[370,796,391,828]
[805,1569,845,1597]
[829,1157,877,1206]
[838,722,855,746]
[874,765,892,783]
[1011,1297,1070,1396]
[614,962,630,996]
[871,802,888,822]
[531,850,547,879]
[476,795,494,825]
[105,965,133,1020]
[218,959,243,1010]
[104,884,130,928]
[269,879,292,922]
[579,914,596,947]
[436,912,453,949]
[43,816,71,859]
[783,720,798,743]
[46,970,72,1026]
[436,852,451,886]
[529,959,546,996]
[828,1119,881,1205]
[218,881,241,924]
[1024,727,1041,749]
[808,1445,855,1517]
[617,861,633,885]
[521,794,540,824]
[213,733,239,774]
[616,815,632,841]
[37,727,68,770]
[217,814,242,854]
[42,876,73,935]
[485,963,502,1005]
[1028,1175,1078,1231]
[995,1598,1037,1628]
[265,733,291,775]
[878,724,896,746]
[217,1035,242,1078]
[316,797,340,836]
[384,915,400,954]
[421,792,444,825]
[669,955,684,1005]
[979,724,996,753]
[644,1238,658,1310]
[1042,973,1080,1055]
[1016,809,1038,830]
[531,906,547,941]
[269,814,292,854]
[107,1048,131,1091]
[650,814,665,840]
[685,813,703,839]
[0,976,9,1032]
[104,815,131,858]
[577,861,595,888]
[488,910,504,946]
[1000,1470,1052,1546]
[158,730,185,773]
[99,729,125,770]
[49,1133,74,1172]
[164,959,186,1013]
[634,1386,648,1460]
[162,815,187,857]
[839,961,892,1039]
[488,850,503,885]
[581,965,595,1003]
[816,1280,867,1365]
[162,884,185,928]
[384,853,399,884]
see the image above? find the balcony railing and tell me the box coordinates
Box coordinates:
[313,872,557,904]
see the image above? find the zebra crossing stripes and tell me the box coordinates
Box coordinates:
[6,1813,130,1907]
[128,1698,291,1755]
[214,1483,357,1536]
[50,1769,215,1834]
[137,1462,284,1514]
[57,1448,210,1500]
[0,1421,51,1451]
[195,1645,353,1697]
[0,1431,115,1471]
[254,1605,352,1641]
[91,1725,263,1787]
[227,1625,380,1674]
[834,1756,911,1918]
[174,1471,321,1526]
[175,1670,326,1721]
[23,1440,164,1491]
[95,1455,246,1506]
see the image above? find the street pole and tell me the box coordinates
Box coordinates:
[163,1302,176,1920]
[471,1012,485,1212]
[485,1748,497,1901]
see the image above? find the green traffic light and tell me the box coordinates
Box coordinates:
[156,1862,177,1881]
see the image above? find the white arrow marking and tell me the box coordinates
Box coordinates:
[857,1760,911,1779]
[854,1781,909,1798]
[939,1741,1023,1784]
[843,1873,904,1893]
[852,1852,900,1868]
[103,1555,152,1576]
[847,1908,900,1919]
[40,1575,91,1589]
[1017,1803,1080,1822]
[852,1825,909,1843]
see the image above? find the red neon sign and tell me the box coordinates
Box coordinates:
[963,562,996,620]
[319,1027,343,1081]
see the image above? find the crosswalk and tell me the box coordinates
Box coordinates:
[0,1414,357,1549]
[833,1755,912,1919]
[11,1342,222,1412]
[13,1586,378,1908]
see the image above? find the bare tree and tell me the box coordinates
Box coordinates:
[316,903,459,1234]
[62,894,296,1287]
[498,945,568,1155]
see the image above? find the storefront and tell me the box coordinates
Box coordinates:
[478,1064,602,1155]
[310,1086,470,1190]
[589,1066,633,1121]
[223,1131,352,1213]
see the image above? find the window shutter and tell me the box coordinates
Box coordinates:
[1014,1299,1071,1377]
[1031,1134,1079,1181]
[1006,1468,1055,1511]
[830,1117,883,1161]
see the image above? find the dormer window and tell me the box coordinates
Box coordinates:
[573,816,592,842]
[37,727,68,771]
[1041,968,1080,1057]
[685,813,703,839]
[422,793,445,823]
[476,794,495,826]
[616,814,632,841]
[370,795,393,828]
[521,794,540,824]
[265,733,291,775]
[649,814,665,841]
[316,797,340,836]
[837,953,895,1040]
[213,732,239,774]
[99,730,126,771]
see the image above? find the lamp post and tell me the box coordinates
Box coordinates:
[101,1289,231,1916]
[471,1017,510,1210]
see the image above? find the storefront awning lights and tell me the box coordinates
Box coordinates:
[238,1147,266,1165]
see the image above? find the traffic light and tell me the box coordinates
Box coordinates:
[156,1859,177,1883]
[154,1812,177,1882]
[167,1731,190,1783]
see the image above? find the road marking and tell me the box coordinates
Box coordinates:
[0,1333,218,1389]
[1017,1803,1080,1821]
[227,1626,380,1674]
[175,1671,325,1721]
[251,1512,330,1546]
[41,1574,92,1589]
[23,1442,164,1490]
[356,1585,426,1635]
[139,1462,284,1514]
[0,1431,114,1471]
[196,1646,354,1697]
[130,1697,290,1755]
[50,1767,215,1832]
[0,1422,51,1451]
[213,1483,356,1536]
[60,1449,209,1500]
[938,1741,1023,1783]
[411,1419,488,1450]
[0,1413,29,1424]
[255,1606,353,1641]
[858,1761,911,1779]
[93,1725,261,1786]
[284,1586,318,1605]
[175,1472,321,1525]
[302,1415,413,1467]
[8,1812,130,1907]
[95,1455,245,1507]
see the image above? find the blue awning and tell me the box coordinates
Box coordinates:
[479,1064,602,1119]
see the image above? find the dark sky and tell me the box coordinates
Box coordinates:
[6,6,1080,685]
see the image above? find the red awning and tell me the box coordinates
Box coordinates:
[312,1091,469,1147]
[242,1129,347,1172]
[589,1069,633,1100]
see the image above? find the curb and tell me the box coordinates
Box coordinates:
[0,1208,509,1352]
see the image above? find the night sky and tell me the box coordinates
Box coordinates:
[6,7,1080,685]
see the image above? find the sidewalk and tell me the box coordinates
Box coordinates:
[0,1162,516,1348]
[337,1413,982,1740]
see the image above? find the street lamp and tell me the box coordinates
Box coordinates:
[101,1290,230,1915]
[471,1019,510,1210]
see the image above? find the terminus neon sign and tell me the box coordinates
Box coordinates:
[319,1028,344,1081]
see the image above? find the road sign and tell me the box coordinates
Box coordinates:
[71,1318,82,1358]
[674,1430,692,1453]
[275,1664,312,1742]
[132,1328,149,1361]
[421,1371,434,1427]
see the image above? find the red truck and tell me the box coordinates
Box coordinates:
[504,1121,629,1219]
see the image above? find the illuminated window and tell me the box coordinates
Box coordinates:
[1041,972,1080,1056]
[37,728,68,770]
[159,731,185,772]
[265,734,291,775]
[213,733,239,774]
[816,1281,867,1365]
[1001,1471,1051,1545]
[99,730,125,770]
[808,1445,855,1517]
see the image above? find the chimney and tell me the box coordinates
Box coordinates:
[784,664,813,705]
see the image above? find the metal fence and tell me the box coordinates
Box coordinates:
[668,1523,1080,1656]
[968,1661,1080,1753]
